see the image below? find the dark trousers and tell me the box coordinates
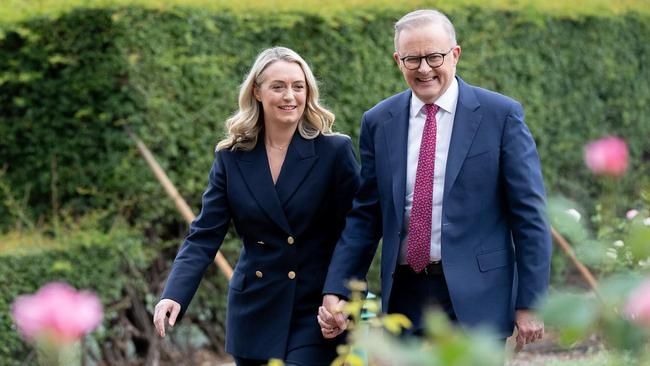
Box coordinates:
[234,343,337,366]
[388,263,456,336]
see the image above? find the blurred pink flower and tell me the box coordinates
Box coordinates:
[11,282,103,344]
[625,278,650,326]
[584,137,628,177]
[626,209,639,220]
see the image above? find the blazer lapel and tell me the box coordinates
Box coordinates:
[383,90,411,232]
[275,132,318,206]
[443,77,482,198]
[235,140,293,234]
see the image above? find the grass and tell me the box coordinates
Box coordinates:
[0,211,130,256]
[0,230,59,255]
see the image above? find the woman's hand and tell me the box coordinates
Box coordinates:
[318,294,349,339]
[153,298,181,337]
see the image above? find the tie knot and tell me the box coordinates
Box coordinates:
[425,103,439,116]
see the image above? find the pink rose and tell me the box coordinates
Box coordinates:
[584,137,629,177]
[11,282,103,344]
[626,210,639,220]
[625,278,650,326]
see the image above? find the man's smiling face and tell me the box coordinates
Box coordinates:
[393,22,460,104]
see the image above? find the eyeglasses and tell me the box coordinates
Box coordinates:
[399,47,455,70]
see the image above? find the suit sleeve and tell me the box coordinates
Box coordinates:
[324,114,384,298]
[161,151,231,319]
[500,103,552,310]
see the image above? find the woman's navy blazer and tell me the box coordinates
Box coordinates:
[162,132,360,360]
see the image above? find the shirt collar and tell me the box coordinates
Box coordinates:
[410,77,459,117]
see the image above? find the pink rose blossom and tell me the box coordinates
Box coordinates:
[11,282,103,344]
[625,278,650,326]
[626,210,639,220]
[584,137,629,177]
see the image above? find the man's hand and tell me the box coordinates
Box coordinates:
[317,294,349,339]
[514,309,544,352]
[153,298,181,338]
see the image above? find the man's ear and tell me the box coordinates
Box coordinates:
[452,45,462,66]
[393,52,402,69]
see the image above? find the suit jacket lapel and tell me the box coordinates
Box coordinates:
[275,132,318,206]
[235,140,293,234]
[444,77,482,198]
[383,90,411,232]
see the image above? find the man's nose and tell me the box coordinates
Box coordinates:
[418,58,432,73]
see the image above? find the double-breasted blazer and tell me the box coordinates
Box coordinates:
[162,132,360,359]
[324,77,552,338]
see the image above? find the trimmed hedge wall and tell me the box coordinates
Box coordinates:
[1,6,648,234]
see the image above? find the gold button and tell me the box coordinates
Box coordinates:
[257,241,265,245]
[288,271,296,279]
[287,236,295,245]
[255,271,263,278]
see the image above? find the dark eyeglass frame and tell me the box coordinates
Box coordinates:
[399,47,455,70]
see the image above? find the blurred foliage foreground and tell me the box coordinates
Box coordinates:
[1,2,649,365]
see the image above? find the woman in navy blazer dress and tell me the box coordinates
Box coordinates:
[152,47,360,366]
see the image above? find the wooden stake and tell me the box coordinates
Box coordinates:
[125,127,233,280]
[551,227,600,299]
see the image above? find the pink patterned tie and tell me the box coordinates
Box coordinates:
[407,103,439,273]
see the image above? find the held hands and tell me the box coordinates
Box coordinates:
[514,309,544,352]
[318,294,349,339]
[153,298,181,337]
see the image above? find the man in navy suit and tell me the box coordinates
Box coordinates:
[318,9,552,349]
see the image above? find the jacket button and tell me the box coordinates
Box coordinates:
[288,271,296,280]
[287,236,295,245]
[257,241,265,245]
[255,271,263,278]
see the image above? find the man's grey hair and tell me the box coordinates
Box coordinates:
[394,9,457,51]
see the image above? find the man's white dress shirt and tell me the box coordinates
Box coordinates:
[399,78,459,264]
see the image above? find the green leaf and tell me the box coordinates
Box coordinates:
[541,292,599,346]
[627,220,650,261]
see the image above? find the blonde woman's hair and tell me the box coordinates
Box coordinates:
[217,47,335,151]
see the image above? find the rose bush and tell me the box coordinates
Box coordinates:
[11,282,103,366]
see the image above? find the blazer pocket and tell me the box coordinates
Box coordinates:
[465,149,493,162]
[476,249,511,272]
[229,269,246,291]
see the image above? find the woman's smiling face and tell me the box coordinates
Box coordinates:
[255,60,307,128]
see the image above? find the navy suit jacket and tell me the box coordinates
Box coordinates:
[162,132,359,359]
[323,77,552,337]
